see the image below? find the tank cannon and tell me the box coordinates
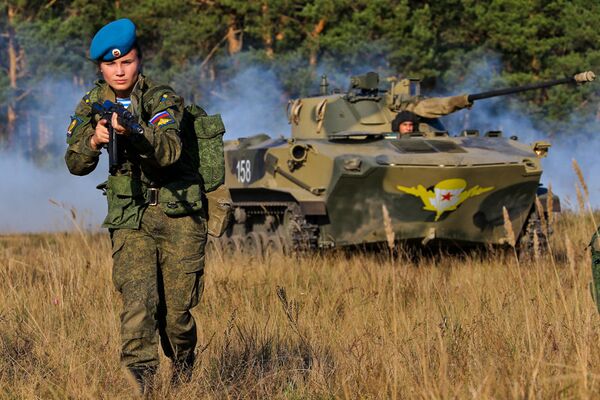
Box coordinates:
[466,71,595,102]
[210,70,595,257]
[386,71,595,131]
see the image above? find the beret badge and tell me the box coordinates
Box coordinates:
[112,49,121,58]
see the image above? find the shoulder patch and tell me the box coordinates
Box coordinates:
[67,116,83,138]
[149,110,175,127]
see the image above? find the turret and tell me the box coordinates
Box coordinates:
[287,71,596,140]
[287,72,396,139]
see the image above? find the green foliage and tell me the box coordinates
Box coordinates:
[1,0,599,150]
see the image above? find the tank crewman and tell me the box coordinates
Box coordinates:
[65,19,206,393]
[391,111,419,137]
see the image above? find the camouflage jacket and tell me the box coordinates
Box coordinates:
[65,75,204,229]
[65,74,193,185]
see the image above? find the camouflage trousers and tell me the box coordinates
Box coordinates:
[110,205,207,369]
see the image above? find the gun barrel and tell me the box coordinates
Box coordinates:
[467,71,595,102]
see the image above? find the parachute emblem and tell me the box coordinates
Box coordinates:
[397,178,494,221]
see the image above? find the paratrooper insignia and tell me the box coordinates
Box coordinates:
[67,116,82,137]
[397,178,494,221]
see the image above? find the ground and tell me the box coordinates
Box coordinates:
[0,211,599,399]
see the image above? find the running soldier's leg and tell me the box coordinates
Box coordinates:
[155,212,207,364]
[111,227,159,369]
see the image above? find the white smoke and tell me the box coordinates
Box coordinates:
[2,56,597,233]
[0,79,107,233]
[0,152,107,232]
[204,67,290,139]
[437,55,600,209]
[0,67,295,233]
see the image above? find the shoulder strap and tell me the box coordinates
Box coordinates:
[140,83,176,121]
[185,103,208,118]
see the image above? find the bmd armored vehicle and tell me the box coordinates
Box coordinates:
[209,71,595,255]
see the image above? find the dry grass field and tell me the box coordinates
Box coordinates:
[1,208,599,399]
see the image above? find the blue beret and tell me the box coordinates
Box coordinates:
[90,19,137,61]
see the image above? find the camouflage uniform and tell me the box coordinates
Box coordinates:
[591,229,600,312]
[65,74,206,371]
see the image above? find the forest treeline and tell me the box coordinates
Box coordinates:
[1,0,599,159]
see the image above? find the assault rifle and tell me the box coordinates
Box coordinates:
[91,100,144,174]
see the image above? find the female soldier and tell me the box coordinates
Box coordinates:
[65,19,206,393]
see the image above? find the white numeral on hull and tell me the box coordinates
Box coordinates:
[236,159,252,183]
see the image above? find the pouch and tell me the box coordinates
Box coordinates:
[194,113,226,192]
[158,181,204,217]
[102,175,146,229]
[205,184,233,237]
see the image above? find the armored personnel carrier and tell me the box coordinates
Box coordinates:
[209,71,595,255]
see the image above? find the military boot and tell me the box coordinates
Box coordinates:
[127,365,157,396]
[171,352,195,386]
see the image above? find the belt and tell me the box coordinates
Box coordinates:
[147,187,160,206]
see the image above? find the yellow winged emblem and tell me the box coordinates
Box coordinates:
[397,178,494,221]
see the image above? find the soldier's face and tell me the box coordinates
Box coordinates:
[399,121,414,134]
[99,48,141,97]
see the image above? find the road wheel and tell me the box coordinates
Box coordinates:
[245,232,264,261]
[205,237,223,262]
[233,236,245,255]
[517,209,548,260]
[261,232,283,258]
[221,236,238,256]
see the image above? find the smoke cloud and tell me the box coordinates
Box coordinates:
[1,54,598,233]
[438,55,600,209]
[0,152,106,232]
[206,67,290,139]
[0,67,295,233]
[0,79,107,233]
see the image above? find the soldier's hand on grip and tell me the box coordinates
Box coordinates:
[91,118,110,150]
[111,112,128,135]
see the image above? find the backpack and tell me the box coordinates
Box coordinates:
[180,104,226,192]
[180,104,232,236]
[141,83,226,193]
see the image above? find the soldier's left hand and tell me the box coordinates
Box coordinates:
[111,112,128,135]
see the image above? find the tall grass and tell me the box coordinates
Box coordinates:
[1,209,599,399]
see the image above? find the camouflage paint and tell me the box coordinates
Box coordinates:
[225,134,543,247]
